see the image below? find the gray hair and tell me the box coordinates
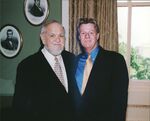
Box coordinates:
[40,20,65,34]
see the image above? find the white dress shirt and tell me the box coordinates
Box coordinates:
[41,47,68,92]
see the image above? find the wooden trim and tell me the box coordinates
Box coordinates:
[128,104,150,108]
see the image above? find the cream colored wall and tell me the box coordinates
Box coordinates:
[126,81,150,121]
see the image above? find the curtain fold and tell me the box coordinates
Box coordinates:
[69,0,118,54]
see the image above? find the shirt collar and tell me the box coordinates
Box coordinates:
[41,47,62,66]
[83,46,99,62]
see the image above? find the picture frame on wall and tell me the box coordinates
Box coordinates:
[24,0,49,26]
[0,25,23,58]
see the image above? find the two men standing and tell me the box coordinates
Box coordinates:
[13,18,129,121]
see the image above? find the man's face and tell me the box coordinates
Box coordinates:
[7,30,13,39]
[79,23,99,54]
[41,23,65,56]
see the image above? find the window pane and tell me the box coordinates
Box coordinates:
[118,7,128,60]
[131,0,150,2]
[117,0,128,3]
[130,7,150,80]
[117,0,150,2]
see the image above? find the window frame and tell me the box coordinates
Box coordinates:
[117,1,150,83]
[118,2,150,119]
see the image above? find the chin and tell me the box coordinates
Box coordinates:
[49,48,64,56]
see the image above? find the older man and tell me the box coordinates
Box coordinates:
[13,20,75,121]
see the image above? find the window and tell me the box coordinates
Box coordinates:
[117,1,150,121]
[117,0,150,81]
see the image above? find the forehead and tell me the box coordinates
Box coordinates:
[46,23,64,32]
[79,23,96,31]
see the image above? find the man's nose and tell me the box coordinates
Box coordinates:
[85,33,90,38]
[55,36,61,42]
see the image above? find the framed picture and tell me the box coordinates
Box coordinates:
[24,0,49,25]
[0,25,23,58]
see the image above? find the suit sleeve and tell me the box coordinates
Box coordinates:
[12,62,35,121]
[111,54,129,121]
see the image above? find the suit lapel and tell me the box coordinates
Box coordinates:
[39,51,67,91]
[61,51,73,93]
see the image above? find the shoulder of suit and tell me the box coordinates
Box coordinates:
[101,50,126,66]
[18,51,42,66]
[62,50,75,57]
[101,48,123,57]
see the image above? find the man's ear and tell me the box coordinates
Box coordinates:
[40,33,45,45]
[78,35,81,40]
[96,33,100,40]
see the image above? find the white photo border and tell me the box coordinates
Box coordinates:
[24,0,49,26]
[0,25,23,58]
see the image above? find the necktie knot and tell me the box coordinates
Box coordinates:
[54,57,59,63]
[86,55,92,64]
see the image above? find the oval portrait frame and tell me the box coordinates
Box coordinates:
[24,0,49,26]
[0,25,23,58]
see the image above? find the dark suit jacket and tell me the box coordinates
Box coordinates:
[12,50,75,121]
[74,46,129,121]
